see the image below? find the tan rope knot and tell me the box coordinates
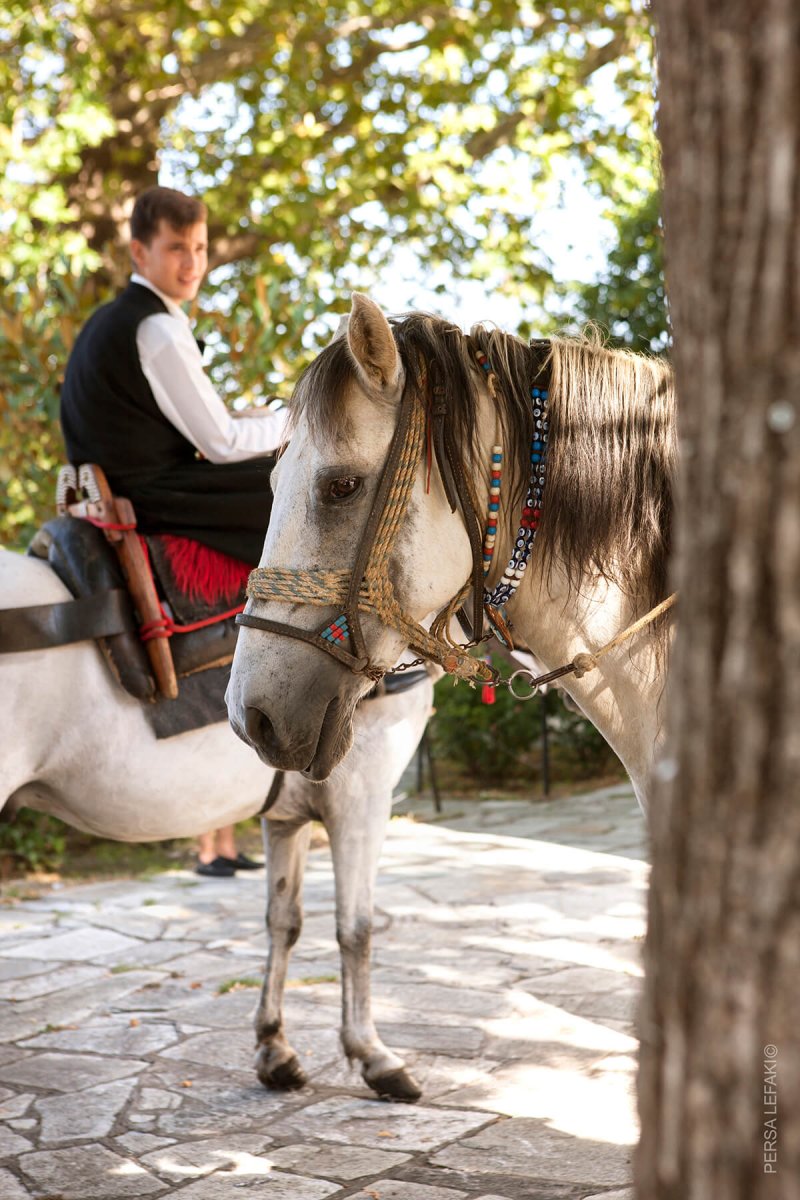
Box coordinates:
[571,652,598,679]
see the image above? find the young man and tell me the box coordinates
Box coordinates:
[60,185,287,564]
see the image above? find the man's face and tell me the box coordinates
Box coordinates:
[130,219,208,303]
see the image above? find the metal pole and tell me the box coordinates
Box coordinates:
[423,730,443,813]
[540,689,550,797]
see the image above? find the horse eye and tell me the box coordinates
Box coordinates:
[327,476,361,501]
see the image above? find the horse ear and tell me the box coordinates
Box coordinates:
[347,292,403,395]
[331,314,349,342]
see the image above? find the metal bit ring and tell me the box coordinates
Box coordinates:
[507,669,540,701]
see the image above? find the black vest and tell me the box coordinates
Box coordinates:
[60,283,197,487]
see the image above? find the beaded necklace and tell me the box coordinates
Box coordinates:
[477,354,549,645]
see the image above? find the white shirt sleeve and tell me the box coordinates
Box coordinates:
[136,313,289,464]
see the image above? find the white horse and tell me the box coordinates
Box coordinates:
[0,546,434,1100]
[227,294,676,811]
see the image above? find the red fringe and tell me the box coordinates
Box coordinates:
[156,534,252,605]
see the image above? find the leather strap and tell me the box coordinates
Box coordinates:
[259,769,286,815]
[0,589,135,653]
[236,612,381,679]
[342,384,417,663]
[432,398,485,640]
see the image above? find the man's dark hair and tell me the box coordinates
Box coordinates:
[130,186,207,244]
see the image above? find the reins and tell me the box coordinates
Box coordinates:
[502,592,678,700]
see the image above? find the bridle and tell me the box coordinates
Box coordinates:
[237,358,494,685]
[236,337,677,695]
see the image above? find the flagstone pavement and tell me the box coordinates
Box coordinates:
[0,783,647,1200]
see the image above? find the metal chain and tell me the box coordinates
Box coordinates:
[387,633,491,676]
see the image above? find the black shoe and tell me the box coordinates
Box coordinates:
[195,856,236,877]
[218,852,264,871]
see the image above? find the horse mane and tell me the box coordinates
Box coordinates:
[292,313,676,614]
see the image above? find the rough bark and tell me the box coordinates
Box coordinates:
[638,3,800,1198]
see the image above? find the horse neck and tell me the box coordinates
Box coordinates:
[512,562,666,808]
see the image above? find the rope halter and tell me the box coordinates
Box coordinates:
[237,369,493,686]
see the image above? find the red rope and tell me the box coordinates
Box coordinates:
[139,603,245,642]
[135,535,245,642]
[86,515,138,532]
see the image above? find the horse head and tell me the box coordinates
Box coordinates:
[227,293,480,779]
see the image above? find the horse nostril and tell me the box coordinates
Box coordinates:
[244,705,276,754]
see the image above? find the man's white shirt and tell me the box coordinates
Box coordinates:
[131,273,289,463]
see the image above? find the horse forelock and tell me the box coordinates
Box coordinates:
[291,337,358,442]
[292,311,675,616]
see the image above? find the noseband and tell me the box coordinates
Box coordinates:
[237,365,492,685]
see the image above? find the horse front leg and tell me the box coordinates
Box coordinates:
[325,789,422,1102]
[253,816,312,1090]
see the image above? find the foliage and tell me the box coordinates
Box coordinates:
[0,0,662,545]
[0,273,81,548]
[429,660,622,787]
[565,166,668,352]
[0,809,67,873]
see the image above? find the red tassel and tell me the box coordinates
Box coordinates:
[481,683,496,705]
[157,535,252,605]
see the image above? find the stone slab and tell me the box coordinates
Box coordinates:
[18,1144,164,1197]
[0,926,143,962]
[267,1142,411,1181]
[430,1117,632,1187]
[269,1097,494,1152]
[153,1084,287,1139]
[0,1167,33,1199]
[37,1076,138,1144]
[0,1125,34,1156]
[137,1086,183,1112]
[0,959,52,984]
[21,1019,179,1057]
[114,1131,176,1155]
[148,990,265,1030]
[0,971,166,1044]
[159,1028,262,1075]
[0,1046,31,1068]
[376,1022,485,1056]
[0,1090,35,1119]
[349,1183,468,1200]
[103,939,208,968]
[0,1051,147,1093]
[164,1174,339,1199]
[0,963,107,1001]
[431,1054,638,1146]
[140,1132,273,1181]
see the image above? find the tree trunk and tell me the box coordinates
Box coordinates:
[638,3,800,1199]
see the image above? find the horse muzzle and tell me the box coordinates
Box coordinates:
[228,673,359,780]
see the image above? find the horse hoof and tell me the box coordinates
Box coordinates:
[366,1066,423,1102]
[255,1050,307,1091]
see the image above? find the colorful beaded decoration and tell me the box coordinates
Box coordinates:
[476,349,503,579]
[482,445,503,576]
[482,376,549,638]
[321,614,350,643]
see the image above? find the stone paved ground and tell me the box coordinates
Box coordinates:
[0,783,647,1200]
